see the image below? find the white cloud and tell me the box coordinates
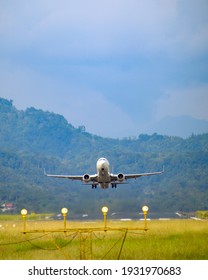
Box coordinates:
[2,0,207,58]
[156,85,208,120]
[1,0,208,137]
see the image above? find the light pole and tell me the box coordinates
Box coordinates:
[61,207,68,231]
[20,208,28,233]
[142,205,149,230]
[101,206,108,229]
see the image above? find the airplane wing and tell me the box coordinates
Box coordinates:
[44,169,98,182]
[44,172,83,180]
[110,167,164,181]
[124,170,164,179]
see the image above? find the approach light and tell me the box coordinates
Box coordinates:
[20,208,28,233]
[61,207,68,216]
[101,206,109,214]
[21,208,28,217]
[142,206,149,214]
[101,206,108,229]
[142,205,149,231]
[61,208,68,232]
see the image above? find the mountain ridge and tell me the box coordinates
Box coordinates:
[0,97,208,215]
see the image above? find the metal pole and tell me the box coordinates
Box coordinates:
[63,214,66,230]
[23,215,26,233]
[144,212,147,231]
[103,213,107,228]
[117,230,128,259]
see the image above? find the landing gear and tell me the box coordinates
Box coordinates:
[92,184,97,189]
[111,183,117,188]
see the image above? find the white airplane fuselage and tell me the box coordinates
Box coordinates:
[96,158,111,189]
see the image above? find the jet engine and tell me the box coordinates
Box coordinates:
[83,174,91,183]
[117,173,125,182]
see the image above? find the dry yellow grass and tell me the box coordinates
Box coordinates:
[0,218,208,260]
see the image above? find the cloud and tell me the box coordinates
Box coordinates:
[1,0,208,62]
[0,60,137,138]
[156,85,208,120]
[2,0,207,58]
[0,0,208,137]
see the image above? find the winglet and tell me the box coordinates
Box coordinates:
[44,168,47,176]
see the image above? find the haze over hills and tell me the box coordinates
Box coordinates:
[146,115,208,138]
[0,97,208,216]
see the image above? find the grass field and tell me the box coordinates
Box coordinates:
[0,217,208,260]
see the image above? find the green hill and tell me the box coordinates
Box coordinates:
[0,97,208,216]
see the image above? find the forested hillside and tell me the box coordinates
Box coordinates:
[0,97,208,216]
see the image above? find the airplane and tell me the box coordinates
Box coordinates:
[45,157,164,189]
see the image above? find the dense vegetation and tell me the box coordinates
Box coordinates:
[0,97,208,216]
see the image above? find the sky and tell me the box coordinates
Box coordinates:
[0,0,208,138]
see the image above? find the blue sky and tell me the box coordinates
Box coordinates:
[0,0,208,138]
